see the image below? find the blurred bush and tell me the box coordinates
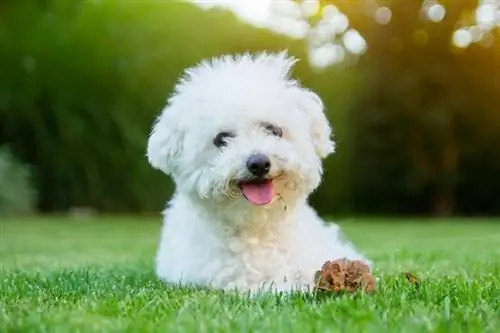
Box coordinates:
[0,146,37,216]
[0,0,355,213]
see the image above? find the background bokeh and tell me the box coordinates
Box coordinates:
[1,0,500,217]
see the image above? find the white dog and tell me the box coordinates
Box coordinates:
[147,51,370,294]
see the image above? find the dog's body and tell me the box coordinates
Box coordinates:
[155,194,365,292]
[147,52,370,293]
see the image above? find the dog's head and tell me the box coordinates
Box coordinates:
[147,52,334,209]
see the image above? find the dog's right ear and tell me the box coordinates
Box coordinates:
[146,104,183,175]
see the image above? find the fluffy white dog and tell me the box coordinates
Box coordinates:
[147,51,370,294]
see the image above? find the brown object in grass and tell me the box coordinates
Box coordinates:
[403,272,421,287]
[313,258,376,293]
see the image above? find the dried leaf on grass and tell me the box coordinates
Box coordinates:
[403,272,421,287]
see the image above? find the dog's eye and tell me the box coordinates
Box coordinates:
[213,131,235,147]
[264,124,283,138]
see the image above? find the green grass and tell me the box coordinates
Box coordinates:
[1,217,499,332]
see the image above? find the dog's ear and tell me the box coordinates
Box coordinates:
[296,89,335,159]
[146,104,184,175]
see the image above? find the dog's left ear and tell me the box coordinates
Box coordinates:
[296,89,336,159]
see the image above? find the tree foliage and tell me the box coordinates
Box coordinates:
[1,0,499,216]
[0,0,354,213]
[318,0,500,215]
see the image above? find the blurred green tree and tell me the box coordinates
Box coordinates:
[316,0,500,215]
[0,0,355,214]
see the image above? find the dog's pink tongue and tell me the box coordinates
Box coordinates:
[241,180,276,205]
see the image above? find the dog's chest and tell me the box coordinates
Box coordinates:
[218,230,312,287]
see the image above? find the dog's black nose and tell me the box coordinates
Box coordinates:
[246,153,271,177]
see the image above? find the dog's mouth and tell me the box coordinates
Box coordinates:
[238,178,276,206]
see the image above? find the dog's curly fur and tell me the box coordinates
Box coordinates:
[147,51,370,294]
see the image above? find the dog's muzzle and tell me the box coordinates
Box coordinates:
[238,153,276,206]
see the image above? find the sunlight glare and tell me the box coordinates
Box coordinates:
[309,43,345,69]
[426,4,446,22]
[476,3,497,29]
[301,0,320,18]
[229,0,273,26]
[452,28,472,48]
[375,7,392,25]
[191,0,365,68]
[343,29,367,55]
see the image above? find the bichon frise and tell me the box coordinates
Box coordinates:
[147,51,370,294]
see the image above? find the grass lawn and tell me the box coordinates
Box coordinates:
[1,217,499,332]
